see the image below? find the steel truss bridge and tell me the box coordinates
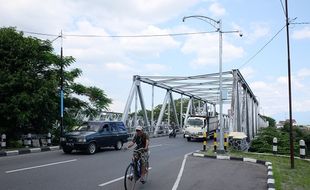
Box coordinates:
[121,69,268,141]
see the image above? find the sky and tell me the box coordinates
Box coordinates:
[1,0,310,125]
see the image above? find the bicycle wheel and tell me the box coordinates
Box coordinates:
[124,163,136,190]
[144,161,149,182]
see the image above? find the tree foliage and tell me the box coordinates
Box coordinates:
[0,27,111,140]
[261,115,276,128]
[132,98,197,125]
[249,125,310,156]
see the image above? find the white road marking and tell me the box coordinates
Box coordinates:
[98,144,161,187]
[98,167,152,187]
[5,159,77,174]
[149,144,162,148]
[172,152,193,190]
[98,176,124,187]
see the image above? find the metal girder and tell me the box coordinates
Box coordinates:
[184,97,193,126]
[169,92,180,126]
[155,91,170,134]
[136,81,150,127]
[123,69,268,139]
[122,80,138,123]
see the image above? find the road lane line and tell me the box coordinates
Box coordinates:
[149,144,162,148]
[98,167,152,187]
[172,152,193,190]
[98,176,124,187]
[5,159,77,174]
[98,145,160,187]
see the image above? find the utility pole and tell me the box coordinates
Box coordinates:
[284,0,294,169]
[60,31,64,137]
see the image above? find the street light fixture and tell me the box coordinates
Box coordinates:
[183,15,242,153]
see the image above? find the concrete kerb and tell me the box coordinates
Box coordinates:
[192,152,275,190]
[0,146,60,157]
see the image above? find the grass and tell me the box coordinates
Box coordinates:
[200,147,310,190]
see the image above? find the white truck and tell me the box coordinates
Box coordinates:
[183,115,218,142]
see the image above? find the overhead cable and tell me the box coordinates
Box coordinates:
[238,24,286,69]
[20,30,217,38]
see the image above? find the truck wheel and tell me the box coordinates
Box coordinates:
[187,137,191,142]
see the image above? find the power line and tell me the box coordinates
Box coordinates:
[20,30,217,39]
[279,0,286,17]
[18,30,59,37]
[66,31,217,38]
[291,22,310,25]
[238,24,286,69]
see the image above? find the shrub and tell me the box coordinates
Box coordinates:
[249,126,308,156]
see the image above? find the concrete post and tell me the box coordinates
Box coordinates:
[213,130,217,152]
[273,137,277,154]
[27,133,32,147]
[1,134,6,149]
[47,132,52,146]
[224,132,228,151]
[203,130,207,151]
[300,140,306,159]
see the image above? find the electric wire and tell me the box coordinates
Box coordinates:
[279,0,286,17]
[20,30,217,39]
[238,24,286,69]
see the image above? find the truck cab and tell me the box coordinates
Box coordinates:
[184,116,218,142]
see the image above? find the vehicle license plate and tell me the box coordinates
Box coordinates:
[66,142,74,146]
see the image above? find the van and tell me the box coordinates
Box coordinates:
[60,121,128,154]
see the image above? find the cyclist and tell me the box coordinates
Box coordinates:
[127,125,149,183]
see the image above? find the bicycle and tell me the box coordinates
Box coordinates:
[124,148,149,190]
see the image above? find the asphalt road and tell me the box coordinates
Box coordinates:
[0,136,267,190]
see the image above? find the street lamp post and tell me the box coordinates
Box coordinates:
[60,31,64,137]
[51,31,64,137]
[183,15,242,153]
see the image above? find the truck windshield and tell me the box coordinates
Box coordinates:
[187,119,203,127]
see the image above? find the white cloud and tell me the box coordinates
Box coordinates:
[297,68,310,78]
[276,76,304,89]
[181,33,244,67]
[144,64,170,74]
[250,71,310,116]
[240,67,255,79]
[108,99,126,113]
[292,27,310,40]
[120,25,180,57]
[209,2,226,17]
[104,63,134,72]
[245,23,270,44]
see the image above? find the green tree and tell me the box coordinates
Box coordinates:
[0,27,111,141]
[131,98,190,125]
[261,115,276,128]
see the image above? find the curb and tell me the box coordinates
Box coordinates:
[0,146,60,157]
[192,152,275,190]
[246,152,310,162]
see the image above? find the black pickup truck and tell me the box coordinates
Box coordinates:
[60,121,129,154]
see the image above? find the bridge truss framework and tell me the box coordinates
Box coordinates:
[122,69,268,141]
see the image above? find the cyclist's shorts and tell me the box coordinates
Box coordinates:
[141,151,149,166]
